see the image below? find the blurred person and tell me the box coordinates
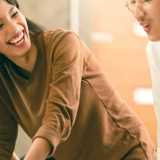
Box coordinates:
[126,0,160,159]
[0,0,155,159]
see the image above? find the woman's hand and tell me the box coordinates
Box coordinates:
[12,152,20,160]
[24,138,51,160]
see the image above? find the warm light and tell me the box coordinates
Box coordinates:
[91,32,113,43]
[134,88,153,105]
[133,21,147,37]
[70,0,79,33]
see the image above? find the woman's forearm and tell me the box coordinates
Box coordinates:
[24,138,51,160]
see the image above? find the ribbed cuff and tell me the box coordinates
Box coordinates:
[32,126,60,156]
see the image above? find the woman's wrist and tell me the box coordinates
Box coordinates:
[24,137,52,160]
[11,152,20,160]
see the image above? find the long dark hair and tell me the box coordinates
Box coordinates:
[5,0,44,33]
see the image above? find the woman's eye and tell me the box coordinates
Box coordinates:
[130,0,136,4]
[144,0,152,2]
[0,23,4,30]
[11,11,18,18]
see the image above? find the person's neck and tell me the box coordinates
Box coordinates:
[10,43,37,72]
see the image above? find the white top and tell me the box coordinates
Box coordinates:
[147,41,160,159]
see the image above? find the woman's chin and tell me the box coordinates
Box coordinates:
[148,33,160,42]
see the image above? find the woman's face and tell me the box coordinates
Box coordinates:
[128,0,160,41]
[0,0,31,59]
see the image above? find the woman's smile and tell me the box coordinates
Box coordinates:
[7,29,24,46]
[0,0,31,58]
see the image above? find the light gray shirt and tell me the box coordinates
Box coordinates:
[147,41,160,159]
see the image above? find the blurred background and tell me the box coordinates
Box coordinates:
[15,0,156,157]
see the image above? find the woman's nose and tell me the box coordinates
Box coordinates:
[6,20,18,35]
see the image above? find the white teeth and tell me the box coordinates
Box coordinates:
[9,32,24,45]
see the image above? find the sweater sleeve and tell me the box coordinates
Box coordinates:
[33,31,84,155]
[0,96,18,159]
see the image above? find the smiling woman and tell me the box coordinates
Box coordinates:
[0,1,30,57]
[0,0,156,160]
[0,0,39,72]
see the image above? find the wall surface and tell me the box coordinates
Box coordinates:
[18,0,70,29]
